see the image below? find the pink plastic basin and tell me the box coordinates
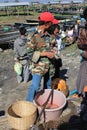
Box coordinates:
[33,89,66,122]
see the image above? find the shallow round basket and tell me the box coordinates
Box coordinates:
[7,101,37,130]
[11,100,37,117]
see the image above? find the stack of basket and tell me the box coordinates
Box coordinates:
[7,100,37,130]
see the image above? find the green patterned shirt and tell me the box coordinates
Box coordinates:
[27,28,59,77]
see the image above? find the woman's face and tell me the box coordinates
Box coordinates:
[54,28,59,36]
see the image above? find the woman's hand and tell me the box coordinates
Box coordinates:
[40,51,55,59]
[46,52,55,58]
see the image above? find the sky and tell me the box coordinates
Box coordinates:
[0,0,84,4]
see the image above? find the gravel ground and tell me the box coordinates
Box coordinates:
[0,43,83,130]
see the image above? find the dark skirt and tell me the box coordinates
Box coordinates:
[76,60,87,96]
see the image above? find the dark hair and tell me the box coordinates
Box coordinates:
[83,7,87,20]
[38,21,46,25]
[47,24,60,34]
[19,27,26,35]
[69,25,74,30]
[38,20,52,26]
[38,16,52,25]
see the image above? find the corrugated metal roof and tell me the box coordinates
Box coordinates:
[50,0,84,4]
[0,2,30,7]
[62,0,83,3]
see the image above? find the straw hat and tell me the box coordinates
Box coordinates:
[77,20,81,24]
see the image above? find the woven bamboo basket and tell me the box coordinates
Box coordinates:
[7,101,37,130]
[11,101,37,117]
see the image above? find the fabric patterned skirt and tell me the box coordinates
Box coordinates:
[76,60,87,96]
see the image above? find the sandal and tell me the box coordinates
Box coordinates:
[72,93,79,98]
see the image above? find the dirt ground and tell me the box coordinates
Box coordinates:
[0,15,83,130]
[0,44,82,130]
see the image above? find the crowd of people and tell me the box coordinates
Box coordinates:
[13,7,87,103]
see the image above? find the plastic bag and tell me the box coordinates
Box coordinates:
[14,62,22,75]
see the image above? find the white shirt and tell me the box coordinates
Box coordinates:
[67,29,73,37]
[56,35,62,54]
